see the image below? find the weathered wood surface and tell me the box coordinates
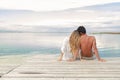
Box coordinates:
[1,54,120,80]
[0,64,19,77]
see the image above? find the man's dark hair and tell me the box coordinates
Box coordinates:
[77,26,86,34]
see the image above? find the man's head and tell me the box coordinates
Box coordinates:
[77,26,86,35]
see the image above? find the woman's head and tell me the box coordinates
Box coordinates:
[69,30,80,54]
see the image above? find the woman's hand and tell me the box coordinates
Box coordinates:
[67,58,75,62]
[57,58,62,61]
[57,52,64,61]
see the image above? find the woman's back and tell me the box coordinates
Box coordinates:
[61,37,73,60]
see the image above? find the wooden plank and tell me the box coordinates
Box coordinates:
[11,69,120,73]
[0,65,19,78]
[1,54,120,79]
[3,73,120,78]
[10,67,120,72]
[1,78,120,80]
[15,65,120,69]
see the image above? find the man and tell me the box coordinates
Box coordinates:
[77,26,105,62]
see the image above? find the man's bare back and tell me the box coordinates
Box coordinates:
[79,34,105,62]
[80,34,94,57]
[76,26,105,62]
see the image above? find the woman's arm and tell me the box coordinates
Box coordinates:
[58,52,63,61]
[68,50,79,61]
[58,38,67,61]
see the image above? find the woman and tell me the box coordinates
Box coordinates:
[58,30,81,61]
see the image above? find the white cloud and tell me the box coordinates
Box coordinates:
[0,0,120,32]
[0,0,120,11]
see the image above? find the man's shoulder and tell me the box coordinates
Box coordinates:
[88,36,95,40]
[88,35,95,38]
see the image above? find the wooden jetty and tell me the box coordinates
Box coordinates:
[0,54,120,80]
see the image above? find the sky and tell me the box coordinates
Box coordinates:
[0,0,120,11]
[0,0,120,32]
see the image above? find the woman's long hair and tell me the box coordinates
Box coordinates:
[69,30,80,54]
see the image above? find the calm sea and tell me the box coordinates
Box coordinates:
[0,32,120,58]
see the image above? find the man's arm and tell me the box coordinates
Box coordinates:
[92,37,106,62]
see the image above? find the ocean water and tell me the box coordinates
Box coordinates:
[0,32,120,58]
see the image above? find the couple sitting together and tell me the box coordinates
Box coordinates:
[58,26,105,62]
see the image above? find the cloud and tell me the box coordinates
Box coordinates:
[0,2,120,32]
[0,0,120,11]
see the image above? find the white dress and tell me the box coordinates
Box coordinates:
[61,37,73,60]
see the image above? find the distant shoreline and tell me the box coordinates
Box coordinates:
[91,32,120,34]
[0,32,120,34]
[0,32,71,33]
